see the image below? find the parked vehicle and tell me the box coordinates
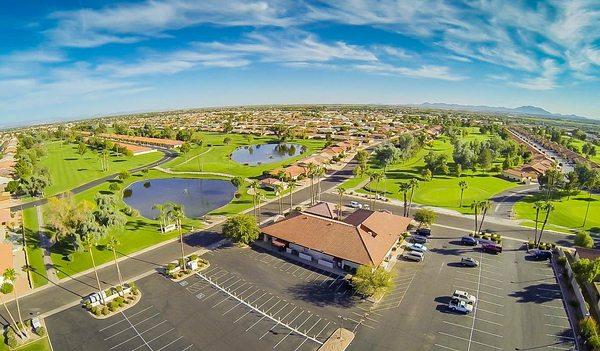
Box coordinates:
[530,249,552,260]
[411,235,428,244]
[416,227,431,236]
[403,251,424,262]
[448,298,473,314]
[362,204,371,210]
[452,290,477,304]
[481,242,502,254]
[405,243,428,253]
[461,257,479,267]
[349,201,362,209]
[461,236,478,246]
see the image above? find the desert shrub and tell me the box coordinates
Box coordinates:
[92,307,101,316]
[557,256,567,266]
[580,317,598,338]
[6,335,17,348]
[189,254,199,261]
[108,301,118,312]
[101,306,109,315]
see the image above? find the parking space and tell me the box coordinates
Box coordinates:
[179,267,339,351]
[97,305,194,351]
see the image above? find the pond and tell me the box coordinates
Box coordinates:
[231,143,304,166]
[122,178,236,219]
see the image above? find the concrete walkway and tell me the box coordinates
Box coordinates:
[36,206,59,284]
[154,166,235,178]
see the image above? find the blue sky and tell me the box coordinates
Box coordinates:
[1,0,599,125]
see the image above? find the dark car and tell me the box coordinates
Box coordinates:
[411,235,428,244]
[531,249,552,260]
[481,243,502,254]
[416,228,431,236]
[461,236,478,246]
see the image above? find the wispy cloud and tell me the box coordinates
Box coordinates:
[355,62,466,81]
[512,59,560,90]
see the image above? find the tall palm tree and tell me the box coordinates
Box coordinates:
[537,202,555,245]
[337,187,346,219]
[582,175,599,228]
[107,236,124,292]
[81,235,103,303]
[250,180,261,219]
[398,182,411,217]
[255,191,266,222]
[371,171,384,210]
[168,203,187,270]
[407,178,420,216]
[458,180,468,208]
[470,201,481,233]
[315,166,326,202]
[532,201,544,244]
[2,269,26,338]
[0,285,23,338]
[368,171,378,210]
[274,183,284,215]
[477,200,492,233]
[307,163,317,205]
[287,179,297,212]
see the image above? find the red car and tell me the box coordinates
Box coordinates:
[481,243,502,254]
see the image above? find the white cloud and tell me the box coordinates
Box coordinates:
[512,59,560,90]
[1,49,65,63]
[354,62,466,81]
[377,46,412,59]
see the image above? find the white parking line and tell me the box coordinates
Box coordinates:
[155,336,183,351]
[443,321,503,338]
[476,308,504,317]
[130,328,175,351]
[454,278,503,290]
[234,292,268,323]
[438,332,501,350]
[104,313,162,340]
[478,299,503,308]
[259,303,291,340]
[314,321,331,339]
[99,306,154,332]
[434,343,461,351]
[545,314,569,319]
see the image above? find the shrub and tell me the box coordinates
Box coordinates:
[557,256,567,266]
[6,335,17,348]
[36,326,47,337]
[579,316,598,338]
[92,307,101,316]
[101,306,109,315]
[589,335,600,349]
[189,254,199,261]
[108,182,120,192]
[1,282,13,294]
[108,301,118,312]
[166,263,176,272]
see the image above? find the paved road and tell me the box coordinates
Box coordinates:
[10,147,178,211]
[488,183,539,219]
[0,155,573,325]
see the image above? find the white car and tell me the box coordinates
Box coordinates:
[453,290,477,304]
[406,243,428,253]
[448,298,473,314]
[349,201,362,209]
[403,251,424,262]
[362,204,370,210]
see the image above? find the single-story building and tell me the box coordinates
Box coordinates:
[260,206,411,273]
[259,177,286,191]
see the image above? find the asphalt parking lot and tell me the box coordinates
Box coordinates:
[46,228,576,351]
[349,228,576,351]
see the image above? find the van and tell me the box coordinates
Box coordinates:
[403,250,424,262]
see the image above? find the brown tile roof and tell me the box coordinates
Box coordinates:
[261,210,410,267]
[304,202,337,219]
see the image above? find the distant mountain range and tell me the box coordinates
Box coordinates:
[418,102,593,121]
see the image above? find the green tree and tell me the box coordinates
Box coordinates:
[414,208,436,227]
[537,202,555,245]
[458,180,468,208]
[287,179,297,212]
[575,231,594,248]
[337,187,346,220]
[421,168,432,181]
[94,194,126,228]
[398,182,411,217]
[222,214,260,244]
[407,178,419,216]
[477,200,492,233]
[77,142,87,155]
[572,258,600,283]
[470,200,481,233]
[583,172,599,228]
[351,265,394,297]
[118,170,130,181]
[532,201,544,245]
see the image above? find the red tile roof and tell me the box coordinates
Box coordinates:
[0,243,12,273]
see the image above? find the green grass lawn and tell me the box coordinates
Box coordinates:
[39,141,163,197]
[46,168,279,278]
[165,133,326,177]
[566,137,600,164]
[357,128,518,214]
[515,192,600,233]
[0,337,52,351]
[22,207,48,288]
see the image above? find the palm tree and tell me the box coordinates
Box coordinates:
[532,201,544,244]
[153,203,167,232]
[470,201,481,234]
[458,180,468,208]
[368,171,378,210]
[307,163,317,205]
[477,200,492,233]
[371,171,384,210]
[407,178,420,216]
[81,235,103,303]
[107,236,124,292]
[0,284,23,339]
[398,182,411,217]
[274,183,284,215]
[287,179,297,212]
[537,202,555,245]
[2,269,26,338]
[582,175,599,228]
[168,203,187,270]
[315,166,326,202]
[337,187,346,219]
[255,191,266,222]
[250,180,261,219]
